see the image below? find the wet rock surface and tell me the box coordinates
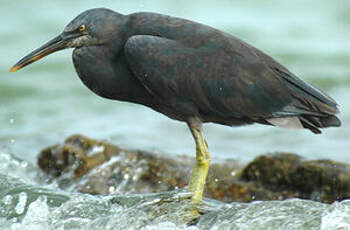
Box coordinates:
[241,154,350,203]
[38,135,350,203]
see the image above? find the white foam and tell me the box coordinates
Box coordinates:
[15,192,27,215]
[321,201,350,230]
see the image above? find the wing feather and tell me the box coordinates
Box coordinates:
[124,34,340,132]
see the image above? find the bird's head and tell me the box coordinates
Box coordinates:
[10,8,124,72]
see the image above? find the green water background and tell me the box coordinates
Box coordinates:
[1,0,349,164]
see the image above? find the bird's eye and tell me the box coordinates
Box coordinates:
[79,25,86,32]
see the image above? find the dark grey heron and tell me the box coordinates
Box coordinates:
[10,8,341,204]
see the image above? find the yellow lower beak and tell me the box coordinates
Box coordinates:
[10,34,66,73]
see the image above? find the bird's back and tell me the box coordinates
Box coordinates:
[125,12,340,133]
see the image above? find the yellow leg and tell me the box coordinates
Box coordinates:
[187,117,210,204]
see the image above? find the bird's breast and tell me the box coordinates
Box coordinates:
[72,46,154,105]
[72,46,120,99]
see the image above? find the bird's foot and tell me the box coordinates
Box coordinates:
[120,189,204,226]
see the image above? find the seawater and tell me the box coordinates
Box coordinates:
[1,0,349,229]
[1,153,350,230]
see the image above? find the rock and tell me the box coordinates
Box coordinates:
[38,135,350,203]
[241,153,350,203]
[38,134,194,194]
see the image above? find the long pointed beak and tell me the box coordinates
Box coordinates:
[10,33,70,72]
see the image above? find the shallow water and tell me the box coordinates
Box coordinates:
[1,153,350,230]
[1,0,350,229]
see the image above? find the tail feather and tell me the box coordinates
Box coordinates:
[270,66,341,134]
[285,85,341,134]
[299,115,341,134]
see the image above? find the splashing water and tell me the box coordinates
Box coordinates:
[0,153,349,230]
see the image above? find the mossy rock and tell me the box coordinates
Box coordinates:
[38,135,350,204]
[241,153,350,203]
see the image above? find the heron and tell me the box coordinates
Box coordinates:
[10,8,341,204]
